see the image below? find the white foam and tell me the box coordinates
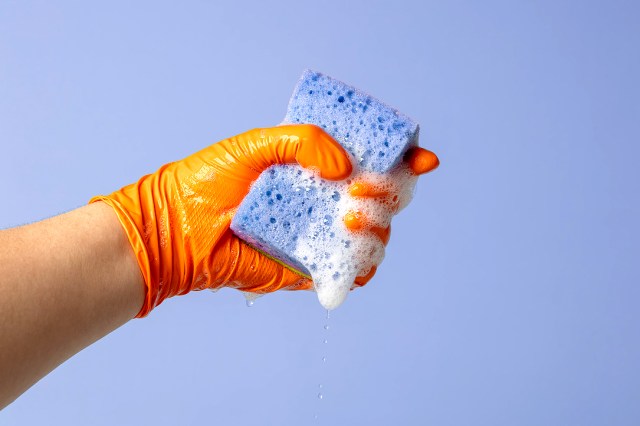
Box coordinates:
[292,162,418,310]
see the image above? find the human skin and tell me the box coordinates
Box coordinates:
[0,202,144,408]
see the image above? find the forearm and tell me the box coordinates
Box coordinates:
[0,202,144,408]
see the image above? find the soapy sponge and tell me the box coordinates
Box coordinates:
[283,70,418,172]
[232,165,345,277]
[230,70,419,308]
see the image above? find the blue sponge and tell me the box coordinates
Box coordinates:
[230,70,418,278]
[284,70,418,172]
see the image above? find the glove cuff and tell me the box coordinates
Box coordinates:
[89,195,155,318]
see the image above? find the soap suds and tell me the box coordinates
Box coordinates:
[290,162,417,310]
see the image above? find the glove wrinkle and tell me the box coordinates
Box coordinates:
[91,125,353,317]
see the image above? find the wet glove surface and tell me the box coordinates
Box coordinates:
[91,125,352,317]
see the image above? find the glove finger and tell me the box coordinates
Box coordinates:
[343,210,366,231]
[353,265,378,288]
[343,210,391,245]
[209,124,352,182]
[404,147,439,175]
[371,225,391,246]
[348,181,390,197]
[217,233,313,293]
[291,124,353,180]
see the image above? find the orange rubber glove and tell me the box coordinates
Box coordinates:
[91,125,352,317]
[92,125,439,317]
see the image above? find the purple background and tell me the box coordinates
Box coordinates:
[1,1,639,425]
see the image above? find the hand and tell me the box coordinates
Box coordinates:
[91,125,352,317]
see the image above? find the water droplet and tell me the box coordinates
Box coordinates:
[322,357,327,362]
[246,300,254,307]
[323,339,328,344]
[324,325,330,330]
[318,393,324,400]
[318,384,323,389]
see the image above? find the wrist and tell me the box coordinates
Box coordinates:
[89,199,147,317]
